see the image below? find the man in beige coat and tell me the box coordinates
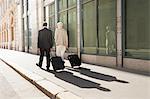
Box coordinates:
[55,22,68,61]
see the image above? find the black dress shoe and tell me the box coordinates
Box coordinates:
[36,63,42,68]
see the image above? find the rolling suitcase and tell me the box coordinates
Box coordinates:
[68,54,81,68]
[51,56,65,71]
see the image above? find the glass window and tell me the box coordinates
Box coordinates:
[83,0,92,3]
[49,3,55,31]
[49,16,55,31]
[83,0,97,54]
[59,0,67,11]
[59,12,67,30]
[98,0,116,56]
[58,0,77,51]
[49,3,55,15]
[68,0,76,7]
[28,1,32,48]
[22,0,24,14]
[58,0,67,29]
[49,3,55,47]
[27,16,31,47]
[68,8,77,48]
[125,0,150,60]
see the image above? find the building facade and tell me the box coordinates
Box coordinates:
[0,0,17,50]
[0,0,150,74]
[44,0,150,73]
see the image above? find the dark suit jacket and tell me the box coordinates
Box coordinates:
[38,28,53,49]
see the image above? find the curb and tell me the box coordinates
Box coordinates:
[1,59,82,99]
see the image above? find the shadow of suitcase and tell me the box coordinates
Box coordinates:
[51,56,65,71]
[68,54,81,68]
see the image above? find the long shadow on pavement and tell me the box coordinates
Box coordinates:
[55,71,111,92]
[41,68,111,92]
[67,67,129,83]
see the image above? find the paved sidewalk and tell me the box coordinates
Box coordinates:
[0,49,150,99]
[0,60,49,99]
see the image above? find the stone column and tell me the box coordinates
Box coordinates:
[116,0,123,67]
[55,0,58,25]
[77,0,82,58]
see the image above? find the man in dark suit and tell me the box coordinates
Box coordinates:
[36,22,53,71]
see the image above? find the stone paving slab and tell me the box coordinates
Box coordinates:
[1,59,82,99]
[0,49,150,99]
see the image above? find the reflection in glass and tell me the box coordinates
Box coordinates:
[125,0,150,60]
[83,0,97,54]
[98,0,116,56]
[68,8,77,48]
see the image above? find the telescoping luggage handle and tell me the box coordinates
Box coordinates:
[66,49,80,57]
[66,48,81,56]
[53,40,57,57]
[66,48,74,54]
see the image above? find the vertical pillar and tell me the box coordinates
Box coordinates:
[2,27,4,48]
[7,18,10,49]
[0,26,2,48]
[116,0,123,67]
[19,0,25,52]
[45,5,49,26]
[55,0,58,25]
[77,0,82,58]
[25,0,29,52]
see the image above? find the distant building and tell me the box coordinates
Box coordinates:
[0,0,17,50]
[0,0,149,74]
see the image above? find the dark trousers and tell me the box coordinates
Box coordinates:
[39,48,50,68]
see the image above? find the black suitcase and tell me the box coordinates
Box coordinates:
[51,56,65,71]
[68,54,81,67]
